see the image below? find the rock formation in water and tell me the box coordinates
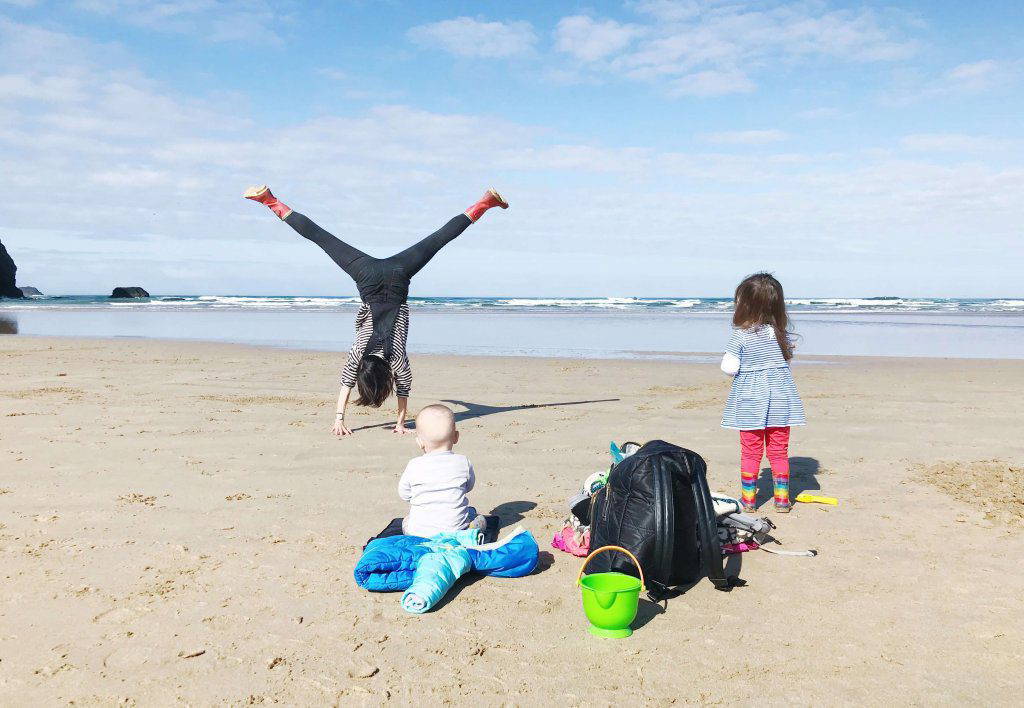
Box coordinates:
[110,287,150,298]
[0,240,24,298]
[18,286,42,296]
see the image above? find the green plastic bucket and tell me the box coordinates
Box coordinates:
[577,545,646,638]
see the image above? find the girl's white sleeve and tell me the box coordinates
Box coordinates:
[721,329,742,375]
[721,352,740,375]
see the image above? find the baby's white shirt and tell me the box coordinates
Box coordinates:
[398,450,475,538]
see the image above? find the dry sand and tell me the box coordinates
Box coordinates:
[1,337,1023,705]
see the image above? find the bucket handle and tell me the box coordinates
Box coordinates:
[577,545,646,591]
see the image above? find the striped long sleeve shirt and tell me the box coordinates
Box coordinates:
[340,303,413,398]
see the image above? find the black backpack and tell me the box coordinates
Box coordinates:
[588,440,730,597]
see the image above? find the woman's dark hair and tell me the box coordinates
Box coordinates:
[354,355,394,408]
[733,272,795,360]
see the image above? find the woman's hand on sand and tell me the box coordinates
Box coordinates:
[332,419,353,437]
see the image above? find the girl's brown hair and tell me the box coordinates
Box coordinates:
[732,272,794,360]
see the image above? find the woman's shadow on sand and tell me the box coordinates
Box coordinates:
[441,398,619,424]
[350,397,619,432]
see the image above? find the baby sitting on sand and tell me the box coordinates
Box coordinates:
[399,404,485,538]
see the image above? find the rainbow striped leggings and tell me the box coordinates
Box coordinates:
[739,426,790,508]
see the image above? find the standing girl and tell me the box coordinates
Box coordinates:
[244,184,508,436]
[720,273,806,512]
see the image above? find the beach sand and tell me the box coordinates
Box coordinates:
[2,337,1022,705]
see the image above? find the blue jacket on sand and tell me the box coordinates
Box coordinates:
[354,526,539,613]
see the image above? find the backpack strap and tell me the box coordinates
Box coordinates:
[690,463,730,590]
[645,579,672,602]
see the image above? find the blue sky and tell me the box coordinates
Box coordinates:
[0,0,1021,296]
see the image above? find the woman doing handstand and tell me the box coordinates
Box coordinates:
[244,185,508,436]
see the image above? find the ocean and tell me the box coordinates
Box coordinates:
[1,295,1022,359]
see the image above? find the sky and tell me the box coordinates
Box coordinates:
[0,0,1022,297]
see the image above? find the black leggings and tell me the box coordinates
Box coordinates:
[284,212,472,289]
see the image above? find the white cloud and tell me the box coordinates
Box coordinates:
[668,68,754,96]
[0,73,89,101]
[316,67,348,81]
[631,0,703,23]
[407,17,536,58]
[944,59,1019,92]
[556,0,916,96]
[312,66,404,102]
[883,58,1022,105]
[72,0,285,43]
[900,133,1018,153]
[700,129,789,145]
[797,107,844,120]
[554,15,644,62]
[947,60,999,83]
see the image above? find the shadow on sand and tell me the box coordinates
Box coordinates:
[489,500,536,527]
[441,398,620,424]
[631,555,752,629]
[755,456,821,509]
[349,397,619,433]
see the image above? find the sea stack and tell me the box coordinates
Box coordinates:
[110,287,150,298]
[18,286,42,296]
[0,239,24,298]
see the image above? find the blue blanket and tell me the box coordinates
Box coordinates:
[354,526,539,613]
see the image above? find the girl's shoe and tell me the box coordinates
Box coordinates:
[465,188,508,222]
[774,502,792,514]
[244,184,292,220]
[741,502,758,513]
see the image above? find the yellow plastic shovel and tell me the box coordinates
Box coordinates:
[795,492,838,506]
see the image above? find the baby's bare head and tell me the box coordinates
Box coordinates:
[415,404,458,452]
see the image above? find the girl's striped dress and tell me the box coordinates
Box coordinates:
[721,326,805,431]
